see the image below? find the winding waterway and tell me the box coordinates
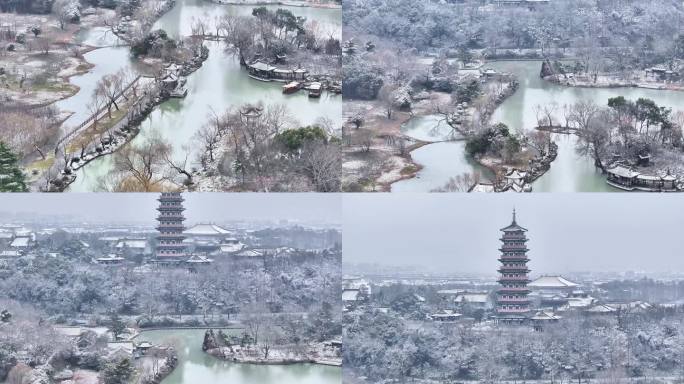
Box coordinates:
[138,329,340,384]
[391,60,684,192]
[65,0,341,191]
[391,115,493,192]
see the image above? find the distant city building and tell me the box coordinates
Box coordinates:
[496,210,531,322]
[155,192,187,262]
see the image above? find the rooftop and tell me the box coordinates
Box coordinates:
[529,276,579,288]
[184,224,232,235]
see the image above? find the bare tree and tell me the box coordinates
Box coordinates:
[52,0,75,30]
[378,83,398,119]
[300,140,341,192]
[99,132,172,192]
[95,69,126,119]
[431,172,481,192]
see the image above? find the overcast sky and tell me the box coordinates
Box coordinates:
[343,194,684,274]
[0,193,341,225]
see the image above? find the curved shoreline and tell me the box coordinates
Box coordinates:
[54,47,210,191]
[204,348,342,367]
[386,78,519,192]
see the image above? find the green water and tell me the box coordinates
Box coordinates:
[392,61,684,192]
[138,328,340,384]
[490,60,684,192]
[67,0,341,191]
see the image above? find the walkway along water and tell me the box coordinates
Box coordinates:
[65,0,342,191]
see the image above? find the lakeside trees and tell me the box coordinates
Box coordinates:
[554,97,684,170]
[192,103,341,192]
[345,294,684,383]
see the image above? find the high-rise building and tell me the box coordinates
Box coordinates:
[496,209,531,321]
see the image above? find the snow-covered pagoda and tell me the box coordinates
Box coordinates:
[496,209,531,322]
[155,192,187,263]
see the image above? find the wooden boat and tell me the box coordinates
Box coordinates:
[308,82,322,98]
[282,81,301,94]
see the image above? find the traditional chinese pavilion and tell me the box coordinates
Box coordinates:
[155,192,186,262]
[496,209,531,322]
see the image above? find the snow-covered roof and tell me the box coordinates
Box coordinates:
[115,239,147,249]
[220,242,245,253]
[607,165,639,178]
[505,169,527,180]
[97,254,125,262]
[234,249,263,258]
[430,310,462,320]
[342,289,360,302]
[249,61,275,72]
[529,275,579,288]
[470,183,495,193]
[10,237,30,248]
[184,224,232,235]
[0,250,20,258]
[454,293,489,304]
[566,296,595,308]
[530,311,561,321]
[586,304,617,313]
[186,255,212,264]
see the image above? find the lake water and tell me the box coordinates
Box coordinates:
[138,328,340,384]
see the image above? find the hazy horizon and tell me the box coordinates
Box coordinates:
[0,193,342,226]
[343,194,684,275]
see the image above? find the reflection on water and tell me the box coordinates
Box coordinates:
[401,114,461,142]
[391,141,491,192]
[139,329,340,384]
[76,26,125,47]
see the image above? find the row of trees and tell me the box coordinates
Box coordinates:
[345,304,684,383]
[344,0,684,73]
[0,246,341,322]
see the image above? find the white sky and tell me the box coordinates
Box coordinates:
[0,193,341,225]
[343,194,684,274]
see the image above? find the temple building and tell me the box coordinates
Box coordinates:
[155,192,187,263]
[496,209,531,322]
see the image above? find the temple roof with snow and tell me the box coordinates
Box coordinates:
[528,275,579,288]
[184,224,232,236]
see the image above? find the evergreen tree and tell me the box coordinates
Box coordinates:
[0,142,27,192]
[101,358,134,384]
[109,312,126,340]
